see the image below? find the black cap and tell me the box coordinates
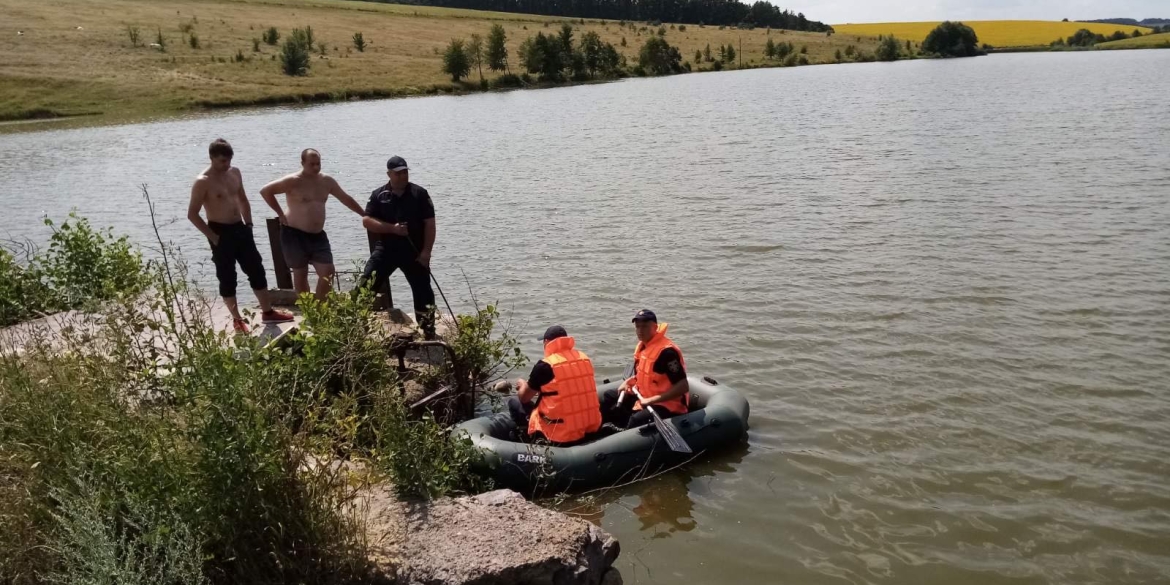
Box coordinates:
[632,309,657,323]
[387,156,409,172]
[539,325,568,342]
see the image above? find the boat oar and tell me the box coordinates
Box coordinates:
[630,386,692,454]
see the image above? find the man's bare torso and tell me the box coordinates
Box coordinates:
[282,173,334,233]
[198,167,244,224]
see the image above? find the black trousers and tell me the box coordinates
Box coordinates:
[360,247,436,334]
[506,396,536,431]
[600,387,674,429]
[208,221,267,298]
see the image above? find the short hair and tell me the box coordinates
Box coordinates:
[209,138,233,159]
[300,148,320,162]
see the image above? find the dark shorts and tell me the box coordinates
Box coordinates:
[280,225,333,269]
[208,221,267,298]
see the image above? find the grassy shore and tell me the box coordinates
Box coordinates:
[2,0,879,132]
[833,20,1150,48]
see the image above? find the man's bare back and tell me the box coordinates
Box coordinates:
[194,166,246,224]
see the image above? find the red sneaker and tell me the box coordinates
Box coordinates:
[261,309,295,323]
[232,318,251,334]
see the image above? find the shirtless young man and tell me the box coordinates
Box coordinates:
[188,138,294,333]
[259,149,366,300]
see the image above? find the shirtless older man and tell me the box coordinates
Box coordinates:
[260,149,366,300]
[188,138,293,333]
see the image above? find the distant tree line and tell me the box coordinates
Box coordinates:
[1079,18,1169,27]
[1051,28,1145,47]
[354,0,832,31]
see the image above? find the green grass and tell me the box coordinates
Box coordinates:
[1095,32,1170,49]
[1,0,879,132]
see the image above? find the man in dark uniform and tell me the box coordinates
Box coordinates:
[600,309,690,428]
[360,156,437,337]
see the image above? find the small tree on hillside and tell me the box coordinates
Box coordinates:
[443,38,471,82]
[127,25,141,48]
[703,43,712,61]
[353,31,366,52]
[725,43,736,63]
[281,28,312,75]
[467,34,485,84]
[558,23,575,56]
[638,36,682,75]
[487,24,509,73]
[922,21,983,57]
[764,37,776,59]
[875,35,901,61]
[580,31,604,77]
[263,26,279,45]
[155,27,166,52]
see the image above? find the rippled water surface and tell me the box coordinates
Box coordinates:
[3,50,1169,584]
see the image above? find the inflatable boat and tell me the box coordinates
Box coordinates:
[454,375,749,494]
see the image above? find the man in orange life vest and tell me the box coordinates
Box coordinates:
[506,325,603,443]
[601,309,690,428]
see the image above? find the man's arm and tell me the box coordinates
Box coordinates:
[418,218,436,266]
[187,179,218,244]
[233,169,253,225]
[258,176,293,223]
[642,377,690,406]
[328,177,367,216]
[362,216,407,235]
[418,192,437,266]
[516,360,554,404]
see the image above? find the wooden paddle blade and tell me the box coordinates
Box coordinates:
[648,408,692,453]
[632,386,692,453]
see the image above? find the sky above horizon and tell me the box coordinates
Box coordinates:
[790,1,1166,25]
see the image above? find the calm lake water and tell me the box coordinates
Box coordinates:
[3,50,1169,584]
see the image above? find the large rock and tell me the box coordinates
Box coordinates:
[365,488,620,585]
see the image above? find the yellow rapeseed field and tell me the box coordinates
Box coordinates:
[833,21,1150,48]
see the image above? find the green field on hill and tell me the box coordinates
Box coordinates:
[1,0,877,131]
[1095,31,1170,49]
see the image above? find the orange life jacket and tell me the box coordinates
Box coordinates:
[528,336,602,443]
[633,323,688,415]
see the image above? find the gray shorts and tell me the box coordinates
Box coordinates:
[280,226,333,269]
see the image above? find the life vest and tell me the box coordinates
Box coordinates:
[632,323,688,415]
[528,336,602,443]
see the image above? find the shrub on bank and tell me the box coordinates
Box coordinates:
[0,213,149,326]
[922,21,985,57]
[281,27,313,76]
[0,207,513,582]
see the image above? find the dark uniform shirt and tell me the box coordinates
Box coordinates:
[648,348,686,384]
[526,360,555,393]
[365,182,435,258]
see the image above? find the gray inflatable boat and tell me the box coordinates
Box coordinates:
[454,375,749,494]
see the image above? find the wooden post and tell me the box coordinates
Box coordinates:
[266,218,293,290]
